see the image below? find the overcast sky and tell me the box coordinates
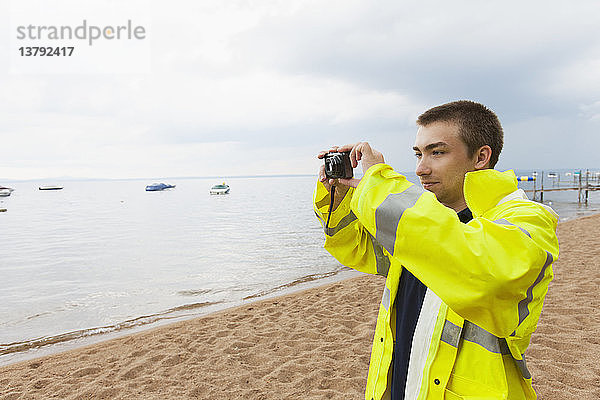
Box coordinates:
[1,0,599,180]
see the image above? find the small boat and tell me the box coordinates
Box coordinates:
[145,183,176,191]
[210,183,230,195]
[547,172,558,178]
[517,176,536,182]
[0,186,14,197]
[39,186,63,190]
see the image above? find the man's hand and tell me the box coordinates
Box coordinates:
[317,143,384,188]
[317,145,362,189]
[316,146,356,211]
[334,142,384,187]
[316,143,384,213]
[316,163,350,212]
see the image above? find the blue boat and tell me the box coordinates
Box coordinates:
[145,183,176,191]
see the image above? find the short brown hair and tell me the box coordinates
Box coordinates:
[416,100,504,168]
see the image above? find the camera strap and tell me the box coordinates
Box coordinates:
[325,185,335,230]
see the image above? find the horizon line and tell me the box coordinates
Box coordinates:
[2,166,599,183]
[0,173,318,183]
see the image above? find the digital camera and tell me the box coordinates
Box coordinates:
[324,151,353,179]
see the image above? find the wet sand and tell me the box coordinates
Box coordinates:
[1,214,599,399]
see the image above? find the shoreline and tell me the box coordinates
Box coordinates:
[0,273,385,399]
[1,213,600,399]
[2,209,597,367]
[1,210,599,368]
[0,268,363,368]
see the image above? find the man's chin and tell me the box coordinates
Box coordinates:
[422,185,444,202]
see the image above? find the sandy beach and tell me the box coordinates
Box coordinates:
[1,213,599,399]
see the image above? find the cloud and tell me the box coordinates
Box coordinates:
[579,101,600,121]
[545,51,600,104]
[1,0,600,180]
[499,116,600,171]
[232,0,600,116]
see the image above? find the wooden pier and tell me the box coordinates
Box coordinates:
[521,170,600,204]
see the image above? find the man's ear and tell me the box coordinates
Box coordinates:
[474,145,492,170]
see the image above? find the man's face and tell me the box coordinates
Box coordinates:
[413,121,478,211]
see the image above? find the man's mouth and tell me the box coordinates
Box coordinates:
[421,182,439,190]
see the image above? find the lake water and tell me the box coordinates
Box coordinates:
[1,172,598,365]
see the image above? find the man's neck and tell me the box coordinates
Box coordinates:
[445,199,468,213]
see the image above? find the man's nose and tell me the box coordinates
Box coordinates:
[415,158,431,176]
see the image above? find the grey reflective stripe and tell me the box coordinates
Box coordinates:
[493,218,531,238]
[315,195,330,209]
[514,356,532,379]
[381,286,391,311]
[368,233,390,277]
[375,185,423,256]
[462,321,510,354]
[441,320,510,355]
[440,320,462,348]
[314,210,323,222]
[516,251,554,327]
[323,211,358,236]
[314,211,325,228]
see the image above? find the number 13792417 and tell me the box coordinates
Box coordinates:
[19,47,74,56]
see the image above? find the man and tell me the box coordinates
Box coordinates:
[313,100,559,400]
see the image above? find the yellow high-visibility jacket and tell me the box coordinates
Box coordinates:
[313,165,559,400]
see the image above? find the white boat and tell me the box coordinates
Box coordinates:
[210,183,230,195]
[0,187,14,197]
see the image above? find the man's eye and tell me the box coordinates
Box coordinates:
[432,151,444,155]
[414,153,422,159]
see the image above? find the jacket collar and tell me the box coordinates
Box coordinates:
[463,169,518,217]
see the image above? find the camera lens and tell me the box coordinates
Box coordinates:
[324,151,352,179]
[325,154,343,178]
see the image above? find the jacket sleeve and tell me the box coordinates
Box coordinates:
[313,180,391,277]
[350,164,559,339]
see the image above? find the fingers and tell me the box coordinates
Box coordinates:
[336,143,356,153]
[318,144,362,158]
[318,142,382,187]
[317,145,342,159]
[349,144,359,168]
[338,177,361,188]
[318,165,327,182]
[318,165,336,192]
[350,142,369,168]
[318,142,368,169]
